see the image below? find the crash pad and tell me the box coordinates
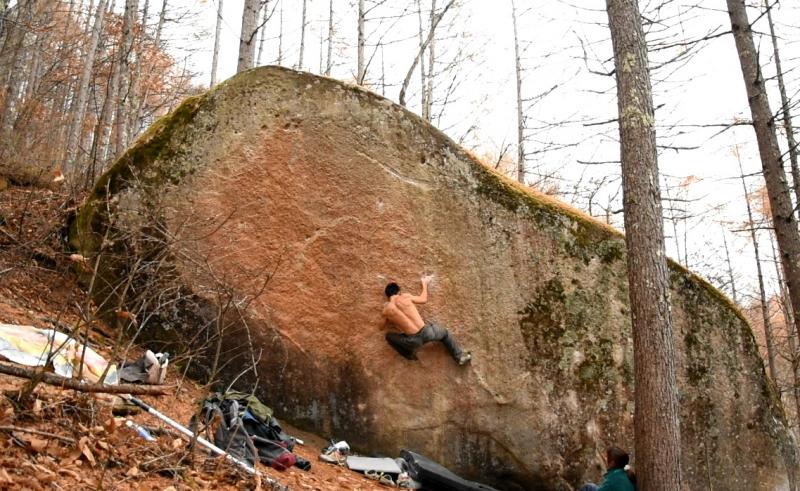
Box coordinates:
[0,323,118,384]
[346,456,402,474]
[401,450,498,491]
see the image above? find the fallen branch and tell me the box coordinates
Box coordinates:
[0,425,76,444]
[0,363,172,395]
[0,226,17,243]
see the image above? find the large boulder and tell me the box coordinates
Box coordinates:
[71,67,798,490]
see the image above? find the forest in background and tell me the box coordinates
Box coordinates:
[1,1,800,487]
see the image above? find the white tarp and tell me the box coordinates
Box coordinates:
[0,323,118,384]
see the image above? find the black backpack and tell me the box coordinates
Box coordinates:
[191,392,311,471]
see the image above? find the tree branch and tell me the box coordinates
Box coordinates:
[398,0,456,107]
[0,363,172,395]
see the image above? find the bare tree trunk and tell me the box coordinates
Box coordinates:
[764,1,800,213]
[83,0,96,30]
[0,0,21,67]
[113,0,138,157]
[325,0,333,75]
[0,0,32,137]
[357,0,365,83]
[423,0,435,121]
[22,29,41,106]
[662,180,684,265]
[398,0,454,107]
[155,0,167,41]
[125,0,148,143]
[211,0,223,85]
[721,227,738,304]
[606,0,683,489]
[277,0,283,64]
[0,0,7,40]
[237,0,260,73]
[416,0,427,112]
[380,43,385,96]
[96,0,122,169]
[772,228,800,427]
[297,0,307,69]
[49,1,76,168]
[318,26,324,73]
[737,149,779,383]
[511,0,524,183]
[65,0,109,175]
[728,0,800,391]
[256,0,268,67]
[131,0,166,133]
[88,69,114,187]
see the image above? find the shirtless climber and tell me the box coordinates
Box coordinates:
[381,276,472,366]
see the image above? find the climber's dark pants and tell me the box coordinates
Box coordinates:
[385,322,464,361]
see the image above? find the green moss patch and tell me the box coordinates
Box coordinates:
[519,275,622,392]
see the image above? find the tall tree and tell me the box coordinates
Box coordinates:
[416,0,427,112]
[325,0,333,75]
[277,0,283,64]
[727,0,800,379]
[721,226,738,305]
[297,0,307,69]
[736,146,779,383]
[211,0,223,85]
[0,0,6,39]
[357,0,365,83]
[423,0,435,121]
[318,27,324,73]
[64,0,109,174]
[0,0,34,137]
[256,0,269,66]
[113,0,139,157]
[96,0,124,165]
[770,228,800,426]
[237,0,260,72]
[764,0,800,214]
[131,0,167,133]
[510,0,524,183]
[606,0,683,489]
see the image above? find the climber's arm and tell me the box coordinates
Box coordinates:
[408,276,429,304]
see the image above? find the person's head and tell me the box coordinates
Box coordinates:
[385,282,400,298]
[605,446,629,470]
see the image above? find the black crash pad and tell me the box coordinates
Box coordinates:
[400,450,499,491]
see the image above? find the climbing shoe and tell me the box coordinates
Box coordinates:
[397,472,422,489]
[366,470,397,487]
[402,349,419,361]
[457,352,472,366]
[319,440,349,465]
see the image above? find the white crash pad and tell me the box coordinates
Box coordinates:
[346,456,403,474]
[0,323,118,384]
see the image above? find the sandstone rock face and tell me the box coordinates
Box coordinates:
[72,67,797,490]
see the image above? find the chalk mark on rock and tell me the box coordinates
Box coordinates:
[354,149,432,191]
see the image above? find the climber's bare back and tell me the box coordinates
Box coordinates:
[383,295,425,335]
[382,277,431,335]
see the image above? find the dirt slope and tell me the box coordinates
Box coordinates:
[0,186,390,490]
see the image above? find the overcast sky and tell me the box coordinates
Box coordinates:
[150,0,800,306]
